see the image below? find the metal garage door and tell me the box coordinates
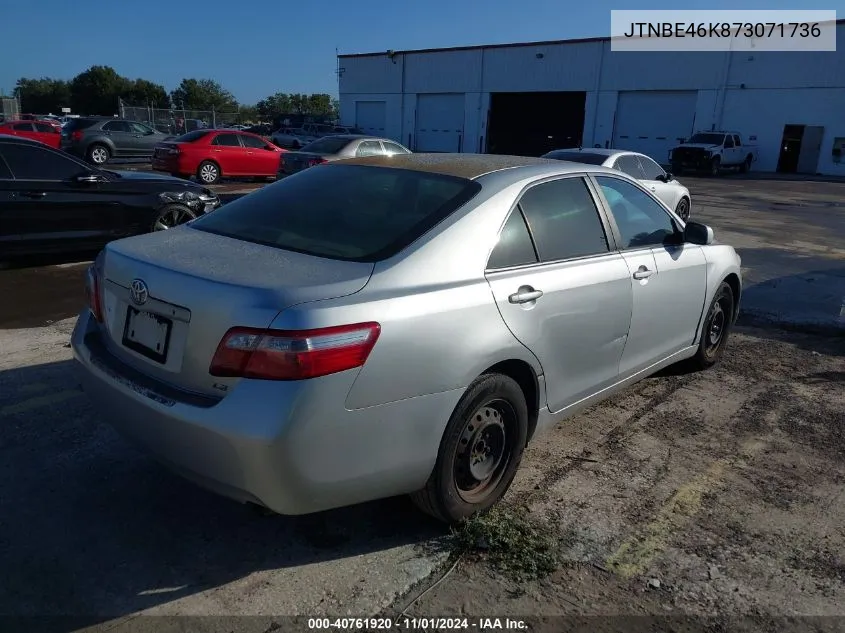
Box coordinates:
[355,101,386,136]
[612,91,697,164]
[415,94,465,152]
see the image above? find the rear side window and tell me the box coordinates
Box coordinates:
[302,137,350,154]
[173,130,211,143]
[190,164,481,262]
[212,134,242,147]
[518,177,610,262]
[13,123,34,131]
[487,209,538,270]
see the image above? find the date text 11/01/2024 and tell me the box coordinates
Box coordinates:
[307,617,528,630]
[623,22,822,38]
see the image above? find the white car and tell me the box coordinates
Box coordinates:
[543,148,691,221]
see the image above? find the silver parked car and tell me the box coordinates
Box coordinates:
[543,148,692,221]
[270,127,317,149]
[278,134,411,176]
[71,154,742,523]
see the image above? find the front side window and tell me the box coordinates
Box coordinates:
[240,134,267,149]
[383,141,410,155]
[129,122,154,135]
[637,155,666,180]
[2,143,85,180]
[103,121,131,133]
[595,176,678,249]
[190,164,481,262]
[517,177,610,262]
[614,155,646,180]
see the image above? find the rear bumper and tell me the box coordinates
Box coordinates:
[71,311,463,515]
[152,156,188,174]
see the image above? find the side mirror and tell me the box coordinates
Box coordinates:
[684,221,714,245]
[664,171,673,182]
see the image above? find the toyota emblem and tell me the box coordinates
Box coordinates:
[129,279,149,305]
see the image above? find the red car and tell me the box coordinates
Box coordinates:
[152,129,286,184]
[0,120,62,148]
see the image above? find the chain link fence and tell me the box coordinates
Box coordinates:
[118,98,244,135]
[0,96,21,121]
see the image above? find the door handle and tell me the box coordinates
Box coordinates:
[508,287,544,304]
[633,266,654,280]
[21,191,46,198]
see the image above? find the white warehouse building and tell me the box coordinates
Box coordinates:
[338,20,845,175]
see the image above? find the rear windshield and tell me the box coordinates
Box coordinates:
[63,118,99,131]
[687,133,725,145]
[300,137,350,154]
[190,164,482,262]
[543,151,608,165]
[174,130,211,142]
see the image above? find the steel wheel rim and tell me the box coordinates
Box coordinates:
[91,148,108,164]
[153,207,194,231]
[200,164,218,183]
[711,160,719,176]
[677,199,689,221]
[454,399,514,503]
[706,297,728,353]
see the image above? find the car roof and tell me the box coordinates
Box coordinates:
[334,152,613,180]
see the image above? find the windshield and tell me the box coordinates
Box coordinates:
[190,164,481,262]
[300,137,351,154]
[687,133,725,145]
[543,151,608,165]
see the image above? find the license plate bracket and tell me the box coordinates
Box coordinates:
[122,307,173,363]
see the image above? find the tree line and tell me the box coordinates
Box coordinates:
[13,65,338,121]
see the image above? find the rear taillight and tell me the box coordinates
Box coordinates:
[307,157,326,167]
[71,130,83,142]
[85,265,104,322]
[209,322,381,380]
[167,146,181,155]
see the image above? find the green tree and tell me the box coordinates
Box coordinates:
[125,79,169,108]
[238,104,259,123]
[69,65,129,115]
[256,92,292,118]
[171,78,238,112]
[305,93,334,117]
[15,77,72,114]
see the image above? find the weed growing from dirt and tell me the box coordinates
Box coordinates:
[451,505,561,580]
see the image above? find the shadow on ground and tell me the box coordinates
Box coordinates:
[0,360,445,628]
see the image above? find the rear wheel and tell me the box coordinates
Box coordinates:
[689,281,735,370]
[87,144,110,165]
[197,160,221,184]
[739,155,752,173]
[152,203,197,232]
[411,373,528,523]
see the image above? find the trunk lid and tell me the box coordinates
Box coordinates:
[281,151,335,174]
[97,226,374,396]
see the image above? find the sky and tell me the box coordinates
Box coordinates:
[1,0,842,105]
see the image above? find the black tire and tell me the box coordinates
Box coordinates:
[87,144,110,166]
[674,197,691,222]
[689,281,735,370]
[739,155,752,173]
[410,373,529,523]
[197,160,221,185]
[151,203,198,232]
[709,156,721,177]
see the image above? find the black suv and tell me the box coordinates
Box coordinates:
[0,135,220,258]
[61,117,174,165]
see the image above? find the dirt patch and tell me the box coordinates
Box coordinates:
[391,327,845,622]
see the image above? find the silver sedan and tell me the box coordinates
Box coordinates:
[278,134,411,176]
[543,148,692,221]
[71,154,741,523]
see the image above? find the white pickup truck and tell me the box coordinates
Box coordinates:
[669,131,758,176]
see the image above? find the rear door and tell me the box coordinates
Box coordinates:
[238,133,278,176]
[485,175,633,413]
[209,133,247,175]
[0,142,124,253]
[101,120,135,157]
[592,174,707,376]
[10,122,36,140]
